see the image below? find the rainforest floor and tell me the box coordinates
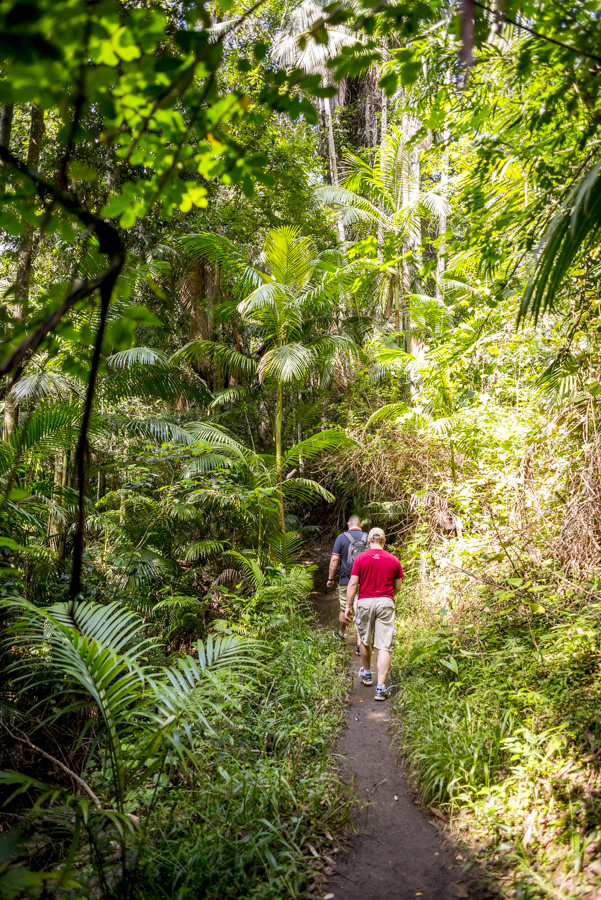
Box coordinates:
[307,549,501,900]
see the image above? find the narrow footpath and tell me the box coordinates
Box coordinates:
[308,549,499,900]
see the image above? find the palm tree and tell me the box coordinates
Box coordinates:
[177,226,362,532]
[316,126,447,345]
[273,0,362,198]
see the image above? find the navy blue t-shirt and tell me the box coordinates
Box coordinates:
[332,528,368,584]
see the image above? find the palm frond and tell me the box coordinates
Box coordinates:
[257,342,315,383]
[106,347,169,368]
[280,476,335,504]
[179,539,227,562]
[366,402,409,426]
[9,372,80,402]
[117,418,198,445]
[172,340,257,379]
[101,366,212,405]
[282,427,355,469]
[268,530,304,566]
[315,185,383,224]
[226,551,265,589]
[180,233,267,295]
[521,159,601,321]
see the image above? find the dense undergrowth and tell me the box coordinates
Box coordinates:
[389,481,601,900]
[0,577,349,900]
[130,618,349,900]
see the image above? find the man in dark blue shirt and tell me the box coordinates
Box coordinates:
[327,515,367,650]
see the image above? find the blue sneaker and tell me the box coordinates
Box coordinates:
[375,684,388,701]
[359,667,372,686]
[333,630,345,642]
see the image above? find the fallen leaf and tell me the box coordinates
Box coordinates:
[451,884,469,899]
[429,806,446,821]
[323,894,335,900]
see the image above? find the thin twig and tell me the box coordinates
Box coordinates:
[471,0,601,64]
[2,724,102,808]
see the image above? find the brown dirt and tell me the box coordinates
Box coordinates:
[306,549,500,900]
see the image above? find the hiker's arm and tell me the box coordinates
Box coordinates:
[327,553,340,587]
[345,575,359,619]
[394,577,402,595]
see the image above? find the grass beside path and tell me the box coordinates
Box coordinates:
[389,586,601,900]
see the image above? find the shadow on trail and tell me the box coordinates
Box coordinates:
[304,547,501,900]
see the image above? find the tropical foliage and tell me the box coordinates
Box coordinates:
[4,0,601,897]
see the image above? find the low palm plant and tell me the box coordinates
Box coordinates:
[1,596,258,897]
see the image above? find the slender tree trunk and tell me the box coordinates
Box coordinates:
[381,88,388,145]
[48,453,66,562]
[0,103,14,155]
[1,103,15,438]
[394,269,401,345]
[275,383,285,534]
[97,465,106,500]
[324,96,339,186]
[3,104,45,439]
[380,44,388,145]
[324,96,346,242]
[436,126,450,301]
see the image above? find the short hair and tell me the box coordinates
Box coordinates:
[348,514,362,527]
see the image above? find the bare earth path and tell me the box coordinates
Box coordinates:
[306,549,499,900]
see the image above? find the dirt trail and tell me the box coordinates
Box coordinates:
[307,549,498,900]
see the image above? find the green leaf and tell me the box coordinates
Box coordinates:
[440,656,459,675]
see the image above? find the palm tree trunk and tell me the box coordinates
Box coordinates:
[275,383,285,533]
[325,96,339,186]
[436,127,449,301]
[324,97,345,242]
[380,44,388,144]
[394,271,401,345]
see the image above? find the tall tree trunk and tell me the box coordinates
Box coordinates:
[380,44,389,145]
[381,88,388,145]
[3,104,45,439]
[275,383,285,534]
[324,96,339,186]
[324,97,345,242]
[1,103,15,437]
[0,103,14,155]
[436,127,450,301]
[48,453,66,563]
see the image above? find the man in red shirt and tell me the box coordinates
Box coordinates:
[345,527,403,701]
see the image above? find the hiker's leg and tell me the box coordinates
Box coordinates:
[337,585,348,634]
[376,649,390,685]
[360,642,372,672]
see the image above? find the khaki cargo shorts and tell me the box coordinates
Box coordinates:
[338,584,356,613]
[355,597,396,651]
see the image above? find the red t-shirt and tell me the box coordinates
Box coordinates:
[351,548,404,601]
